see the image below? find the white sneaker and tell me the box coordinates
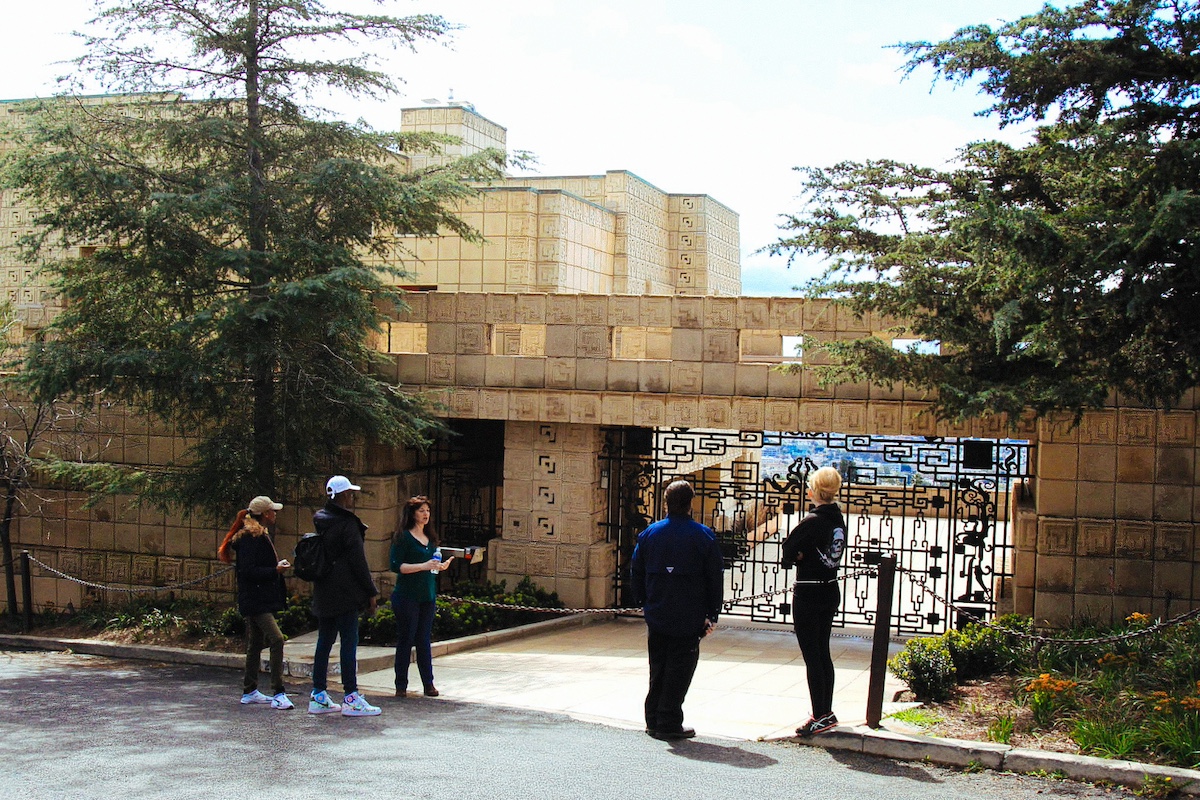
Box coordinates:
[271,692,294,710]
[341,691,381,717]
[308,690,340,714]
[240,690,272,705]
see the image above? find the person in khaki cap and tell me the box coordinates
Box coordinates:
[219,495,293,709]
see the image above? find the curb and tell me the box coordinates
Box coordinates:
[0,611,605,680]
[780,725,1200,795]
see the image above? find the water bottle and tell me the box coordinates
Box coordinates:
[431,548,443,573]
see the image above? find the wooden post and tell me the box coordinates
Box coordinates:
[865,555,896,729]
[20,551,32,634]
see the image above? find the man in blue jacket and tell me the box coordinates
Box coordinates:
[630,480,724,740]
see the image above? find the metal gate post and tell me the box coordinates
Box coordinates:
[865,555,897,728]
[20,550,32,634]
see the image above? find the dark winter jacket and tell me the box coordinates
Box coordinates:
[310,500,378,618]
[231,516,287,617]
[780,502,847,610]
[630,513,724,639]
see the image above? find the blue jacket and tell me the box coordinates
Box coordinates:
[630,514,724,638]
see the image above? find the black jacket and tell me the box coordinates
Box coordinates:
[780,503,847,610]
[310,500,378,618]
[231,517,286,617]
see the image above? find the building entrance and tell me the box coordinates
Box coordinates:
[601,427,1034,636]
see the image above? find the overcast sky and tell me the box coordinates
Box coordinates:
[0,0,1050,294]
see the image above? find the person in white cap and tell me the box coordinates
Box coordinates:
[308,475,381,716]
[219,495,293,710]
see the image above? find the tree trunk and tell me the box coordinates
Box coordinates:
[244,0,276,496]
[0,482,18,621]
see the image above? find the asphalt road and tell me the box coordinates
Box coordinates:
[0,650,1125,800]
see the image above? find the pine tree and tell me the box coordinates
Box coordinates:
[770,0,1200,421]
[2,0,508,513]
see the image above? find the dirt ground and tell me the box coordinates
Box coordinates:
[27,621,245,654]
[900,678,1080,754]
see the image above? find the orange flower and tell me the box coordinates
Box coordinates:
[1026,673,1077,694]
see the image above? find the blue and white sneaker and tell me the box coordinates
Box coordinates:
[271,692,294,710]
[308,690,340,714]
[240,689,272,705]
[341,691,381,717]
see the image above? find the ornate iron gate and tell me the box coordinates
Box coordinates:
[402,419,503,582]
[600,427,1033,636]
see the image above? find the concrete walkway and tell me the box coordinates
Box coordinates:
[356,616,910,741]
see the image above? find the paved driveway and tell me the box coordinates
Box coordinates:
[0,649,1120,800]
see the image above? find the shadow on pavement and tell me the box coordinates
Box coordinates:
[828,748,944,783]
[664,739,778,769]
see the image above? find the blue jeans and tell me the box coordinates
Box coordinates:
[392,596,436,691]
[312,609,360,695]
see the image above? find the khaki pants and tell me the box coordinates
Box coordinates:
[243,612,285,696]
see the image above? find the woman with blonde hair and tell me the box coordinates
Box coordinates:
[219,495,293,709]
[390,495,454,698]
[781,466,847,736]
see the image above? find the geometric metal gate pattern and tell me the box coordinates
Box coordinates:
[600,427,1033,636]
[403,418,504,583]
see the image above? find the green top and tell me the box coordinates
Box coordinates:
[390,530,437,603]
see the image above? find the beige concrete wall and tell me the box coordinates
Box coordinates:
[10,291,1198,630]
[1013,409,1199,627]
[489,421,612,609]
[390,292,1026,439]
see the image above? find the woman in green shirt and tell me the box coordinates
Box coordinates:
[390,495,453,697]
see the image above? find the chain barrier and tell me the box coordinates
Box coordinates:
[440,566,879,617]
[25,555,234,595]
[33,553,1194,649]
[439,595,637,615]
[897,565,1200,647]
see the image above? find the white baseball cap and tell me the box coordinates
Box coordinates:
[326,475,361,498]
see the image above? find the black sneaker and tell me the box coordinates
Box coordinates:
[795,713,838,737]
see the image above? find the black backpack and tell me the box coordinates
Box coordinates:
[292,532,332,582]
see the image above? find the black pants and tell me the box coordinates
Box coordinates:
[793,594,838,718]
[645,630,701,733]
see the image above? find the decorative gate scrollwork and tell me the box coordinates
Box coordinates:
[600,427,1033,636]
[403,419,504,585]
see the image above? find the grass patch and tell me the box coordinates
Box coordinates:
[888,707,944,728]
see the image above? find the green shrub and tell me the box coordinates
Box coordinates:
[889,636,957,702]
[359,603,396,646]
[182,604,240,637]
[274,594,317,637]
[945,622,1011,681]
[355,576,569,645]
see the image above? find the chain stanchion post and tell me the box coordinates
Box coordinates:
[865,555,896,729]
[20,551,32,634]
